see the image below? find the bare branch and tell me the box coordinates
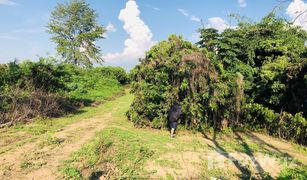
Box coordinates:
[292,9,307,24]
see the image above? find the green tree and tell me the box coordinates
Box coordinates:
[47,0,105,68]
[197,28,219,52]
[197,13,307,144]
[198,13,307,116]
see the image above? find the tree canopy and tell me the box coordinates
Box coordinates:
[198,13,307,117]
[47,0,105,68]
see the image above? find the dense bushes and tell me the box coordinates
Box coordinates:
[127,14,307,145]
[95,66,129,84]
[244,103,306,144]
[0,60,70,93]
[64,65,124,101]
[127,35,243,129]
[199,14,307,144]
[0,58,127,126]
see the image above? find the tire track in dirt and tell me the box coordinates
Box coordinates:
[0,95,125,180]
[24,113,113,180]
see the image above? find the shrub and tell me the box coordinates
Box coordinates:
[127,35,242,129]
[244,103,307,145]
[0,59,126,126]
[66,67,123,101]
[95,66,128,84]
[0,59,70,93]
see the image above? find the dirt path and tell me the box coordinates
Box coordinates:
[1,92,306,179]
[0,95,122,180]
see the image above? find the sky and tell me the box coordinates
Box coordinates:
[0,0,306,70]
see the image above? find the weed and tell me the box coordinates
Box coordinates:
[277,165,307,180]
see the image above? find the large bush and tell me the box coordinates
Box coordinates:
[0,59,70,93]
[95,66,128,84]
[127,35,243,129]
[66,66,124,101]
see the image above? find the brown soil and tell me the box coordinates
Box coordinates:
[0,112,114,180]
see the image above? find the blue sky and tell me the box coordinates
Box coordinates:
[0,0,305,69]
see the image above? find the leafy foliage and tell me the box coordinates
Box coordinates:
[128,14,307,144]
[127,35,243,129]
[47,0,105,67]
[0,58,126,126]
[197,13,307,144]
[66,66,124,101]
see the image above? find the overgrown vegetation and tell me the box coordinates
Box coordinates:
[0,0,128,127]
[0,0,306,178]
[0,58,127,126]
[127,35,242,131]
[127,14,307,145]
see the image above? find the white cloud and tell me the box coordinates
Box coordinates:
[190,16,201,22]
[0,0,18,6]
[178,8,201,23]
[106,23,117,33]
[146,4,160,11]
[189,17,235,53]
[207,17,232,32]
[178,8,189,17]
[286,0,307,31]
[104,0,154,66]
[189,32,201,43]
[238,0,247,8]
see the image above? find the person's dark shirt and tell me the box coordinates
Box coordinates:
[168,103,182,123]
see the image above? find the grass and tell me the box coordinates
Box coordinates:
[155,159,181,169]
[0,87,124,155]
[201,159,238,179]
[60,136,105,179]
[20,150,48,171]
[59,95,307,179]
[69,75,123,101]
[1,91,307,179]
[277,165,307,180]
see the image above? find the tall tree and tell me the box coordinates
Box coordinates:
[47,0,105,68]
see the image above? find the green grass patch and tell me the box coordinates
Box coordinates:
[155,159,181,169]
[277,165,307,180]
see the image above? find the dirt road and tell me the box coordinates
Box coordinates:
[0,94,125,180]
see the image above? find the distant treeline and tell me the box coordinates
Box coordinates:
[127,13,307,145]
[0,57,128,127]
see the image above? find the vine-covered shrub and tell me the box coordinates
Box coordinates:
[127,35,243,129]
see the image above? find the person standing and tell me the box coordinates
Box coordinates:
[168,103,182,138]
